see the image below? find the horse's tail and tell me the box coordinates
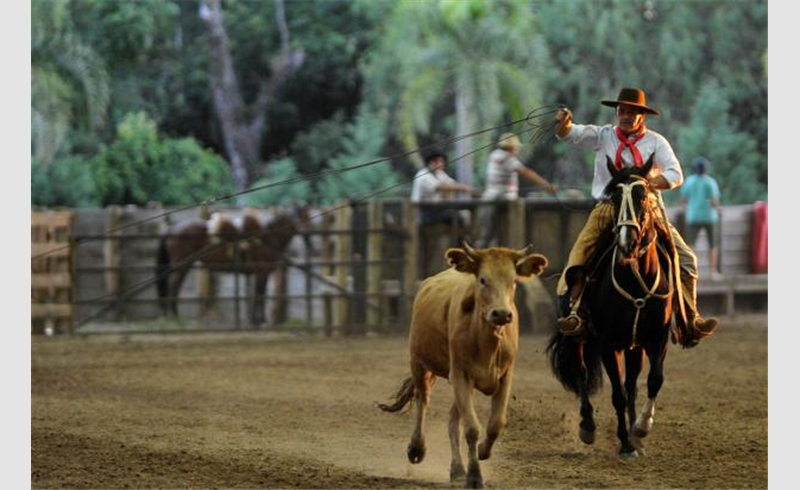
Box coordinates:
[377,376,416,413]
[546,331,603,397]
[156,235,171,308]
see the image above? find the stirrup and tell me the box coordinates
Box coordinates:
[557,313,584,337]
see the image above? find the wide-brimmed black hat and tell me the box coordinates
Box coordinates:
[601,88,659,115]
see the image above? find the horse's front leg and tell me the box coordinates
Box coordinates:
[169,268,190,317]
[450,367,484,489]
[633,337,668,438]
[624,347,644,431]
[251,272,268,326]
[601,349,638,458]
[478,369,513,461]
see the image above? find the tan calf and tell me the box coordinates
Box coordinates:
[380,243,547,488]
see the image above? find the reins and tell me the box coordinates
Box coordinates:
[609,178,674,348]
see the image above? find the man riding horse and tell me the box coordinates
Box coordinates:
[553,88,718,347]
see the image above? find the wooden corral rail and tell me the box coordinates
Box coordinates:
[32,210,75,333]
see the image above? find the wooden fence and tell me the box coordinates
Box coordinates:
[31,199,766,334]
[31,210,74,334]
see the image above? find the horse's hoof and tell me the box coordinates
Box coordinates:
[579,427,596,445]
[406,443,426,464]
[620,449,639,459]
[629,436,646,456]
[632,426,649,438]
[449,462,466,482]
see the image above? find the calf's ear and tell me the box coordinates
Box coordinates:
[516,253,548,278]
[445,248,478,274]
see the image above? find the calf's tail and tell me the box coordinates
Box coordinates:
[377,376,416,413]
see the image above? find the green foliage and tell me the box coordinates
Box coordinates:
[365,0,543,168]
[91,113,233,206]
[30,0,768,206]
[242,159,312,207]
[32,0,110,163]
[676,82,765,205]
[32,156,100,208]
[316,110,402,204]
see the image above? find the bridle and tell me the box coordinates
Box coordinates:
[610,176,673,347]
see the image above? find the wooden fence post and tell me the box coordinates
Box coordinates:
[505,199,527,249]
[104,206,121,321]
[334,201,352,333]
[401,200,419,329]
[367,200,384,332]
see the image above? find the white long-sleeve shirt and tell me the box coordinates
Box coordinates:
[559,124,683,200]
[411,168,458,202]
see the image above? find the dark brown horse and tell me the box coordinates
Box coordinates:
[156,206,309,325]
[548,156,675,458]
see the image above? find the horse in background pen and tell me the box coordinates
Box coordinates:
[156,206,309,326]
[547,156,676,458]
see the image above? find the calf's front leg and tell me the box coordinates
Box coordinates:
[451,368,484,489]
[479,369,513,461]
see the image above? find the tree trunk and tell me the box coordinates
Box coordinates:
[454,76,475,187]
[200,0,304,193]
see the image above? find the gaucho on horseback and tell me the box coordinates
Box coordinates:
[553,88,718,347]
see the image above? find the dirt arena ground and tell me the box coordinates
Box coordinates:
[32,315,767,489]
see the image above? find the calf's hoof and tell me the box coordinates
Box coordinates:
[466,474,484,489]
[466,463,483,489]
[620,447,639,459]
[406,443,426,464]
[449,462,466,482]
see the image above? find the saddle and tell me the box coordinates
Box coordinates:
[206,210,263,256]
[567,217,689,345]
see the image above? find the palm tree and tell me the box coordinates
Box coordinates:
[372,0,543,186]
[31,0,109,165]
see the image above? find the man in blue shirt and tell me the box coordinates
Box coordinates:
[681,157,721,275]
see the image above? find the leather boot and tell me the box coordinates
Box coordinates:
[556,280,586,337]
[681,273,719,347]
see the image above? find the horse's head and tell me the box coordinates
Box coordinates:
[603,154,658,259]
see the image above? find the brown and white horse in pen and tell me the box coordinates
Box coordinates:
[380,243,548,489]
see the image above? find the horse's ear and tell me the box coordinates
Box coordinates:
[606,155,619,178]
[641,153,655,176]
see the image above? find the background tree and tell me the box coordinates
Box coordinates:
[199,0,305,193]
[363,0,544,186]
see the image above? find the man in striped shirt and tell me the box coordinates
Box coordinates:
[474,133,556,247]
[553,88,717,347]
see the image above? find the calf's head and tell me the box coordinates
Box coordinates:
[445,242,548,332]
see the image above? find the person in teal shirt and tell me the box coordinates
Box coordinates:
[681,157,721,274]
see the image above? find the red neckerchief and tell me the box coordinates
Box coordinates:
[614,126,647,170]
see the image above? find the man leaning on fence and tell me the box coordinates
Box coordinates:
[474,133,557,247]
[411,151,476,226]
